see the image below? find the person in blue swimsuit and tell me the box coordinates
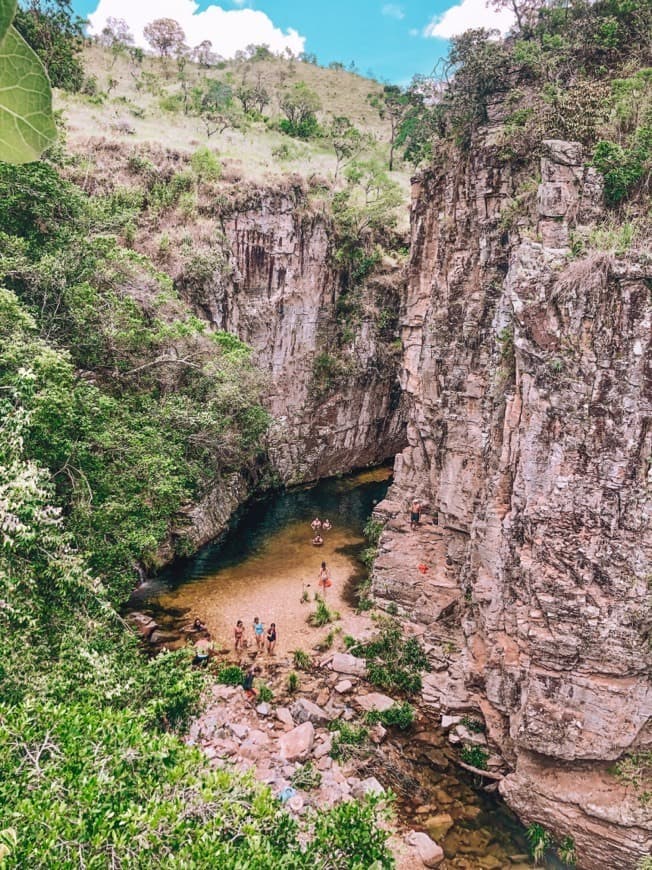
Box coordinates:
[253,616,265,651]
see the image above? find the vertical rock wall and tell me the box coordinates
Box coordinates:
[373,138,652,867]
[188,187,406,483]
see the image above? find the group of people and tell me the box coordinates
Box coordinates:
[311,516,331,547]
[234,617,277,655]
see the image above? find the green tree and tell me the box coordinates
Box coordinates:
[280,80,321,138]
[13,0,84,91]
[191,78,239,137]
[329,115,363,179]
[369,84,411,170]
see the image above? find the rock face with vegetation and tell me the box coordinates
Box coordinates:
[372,12,652,865]
[186,184,407,484]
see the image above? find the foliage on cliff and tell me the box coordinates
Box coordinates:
[426,0,651,207]
[0,154,393,867]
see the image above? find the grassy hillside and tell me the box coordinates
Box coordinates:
[58,44,412,200]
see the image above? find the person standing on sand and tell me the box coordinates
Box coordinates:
[234,619,245,652]
[318,560,332,591]
[266,623,277,655]
[253,617,265,651]
[410,498,422,530]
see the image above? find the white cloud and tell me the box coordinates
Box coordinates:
[424,0,514,39]
[88,0,305,57]
[381,4,405,20]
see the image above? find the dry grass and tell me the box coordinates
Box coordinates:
[57,45,412,206]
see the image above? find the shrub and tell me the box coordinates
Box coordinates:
[558,835,577,866]
[526,823,552,865]
[316,630,336,651]
[308,595,340,627]
[190,146,222,182]
[593,127,651,206]
[290,761,322,791]
[330,722,370,760]
[366,701,415,731]
[293,649,312,671]
[217,665,244,687]
[257,683,274,703]
[286,671,299,694]
[461,715,485,733]
[460,745,489,770]
[358,617,429,697]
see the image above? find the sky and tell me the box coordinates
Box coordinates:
[72,0,515,84]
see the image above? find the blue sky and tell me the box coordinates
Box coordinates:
[72,0,512,84]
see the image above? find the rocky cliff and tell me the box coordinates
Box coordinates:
[372,136,652,867]
[179,183,406,484]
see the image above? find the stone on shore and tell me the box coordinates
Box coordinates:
[279,722,315,762]
[331,653,366,676]
[357,692,395,713]
[405,831,445,867]
[290,698,331,726]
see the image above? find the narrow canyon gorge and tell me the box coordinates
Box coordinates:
[161,131,651,867]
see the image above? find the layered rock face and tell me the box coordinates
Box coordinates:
[188,188,406,483]
[373,139,652,867]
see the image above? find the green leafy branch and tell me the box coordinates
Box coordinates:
[0,0,56,163]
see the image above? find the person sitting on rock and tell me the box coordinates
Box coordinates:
[243,665,261,700]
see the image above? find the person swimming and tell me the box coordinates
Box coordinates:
[311,534,324,546]
[322,519,332,531]
[311,517,322,530]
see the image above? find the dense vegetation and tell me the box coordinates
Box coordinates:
[1,0,650,865]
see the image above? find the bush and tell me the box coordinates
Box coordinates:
[257,683,274,703]
[593,126,651,206]
[330,722,370,760]
[366,701,415,731]
[190,146,222,182]
[286,671,300,694]
[460,745,489,770]
[293,649,312,671]
[308,595,340,627]
[290,761,322,791]
[357,617,429,697]
[217,665,245,686]
[526,823,552,865]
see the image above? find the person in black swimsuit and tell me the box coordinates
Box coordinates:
[266,623,277,655]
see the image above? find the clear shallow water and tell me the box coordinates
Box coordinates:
[127,467,541,868]
[127,467,392,651]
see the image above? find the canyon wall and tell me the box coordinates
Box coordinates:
[372,136,652,867]
[182,186,406,484]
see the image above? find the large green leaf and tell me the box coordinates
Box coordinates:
[0,24,56,163]
[0,0,16,43]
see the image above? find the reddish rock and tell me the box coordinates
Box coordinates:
[279,722,315,762]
